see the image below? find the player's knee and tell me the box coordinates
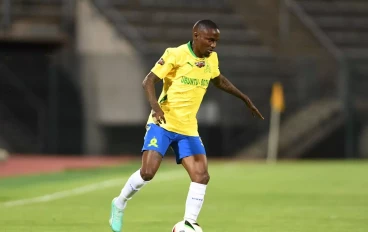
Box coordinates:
[203,172,210,184]
[192,171,210,184]
[140,168,156,181]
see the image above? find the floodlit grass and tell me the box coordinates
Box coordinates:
[0,160,367,232]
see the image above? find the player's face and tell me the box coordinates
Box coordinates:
[196,28,220,57]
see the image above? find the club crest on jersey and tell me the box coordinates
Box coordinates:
[157,58,165,65]
[195,61,205,68]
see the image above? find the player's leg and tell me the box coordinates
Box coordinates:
[110,151,162,232]
[110,124,170,232]
[172,136,209,224]
[114,150,163,209]
[181,154,209,224]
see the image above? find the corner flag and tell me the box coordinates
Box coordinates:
[267,82,285,163]
[270,82,285,113]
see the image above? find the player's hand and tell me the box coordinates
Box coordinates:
[244,97,264,120]
[152,107,166,125]
[249,105,264,120]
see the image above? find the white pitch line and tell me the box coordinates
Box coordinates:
[1,169,185,208]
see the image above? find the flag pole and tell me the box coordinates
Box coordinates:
[267,82,285,163]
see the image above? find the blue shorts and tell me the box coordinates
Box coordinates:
[141,123,206,164]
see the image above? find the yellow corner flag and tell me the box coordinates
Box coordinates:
[271,82,285,113]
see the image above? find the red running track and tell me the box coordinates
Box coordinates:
[0,155,136,178]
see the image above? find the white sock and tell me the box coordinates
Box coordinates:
[114,169,149,209]
[184,182,207,223]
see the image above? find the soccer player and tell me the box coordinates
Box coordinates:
[109,19,264,232]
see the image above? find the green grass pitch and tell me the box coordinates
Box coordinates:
[0,160,367,232]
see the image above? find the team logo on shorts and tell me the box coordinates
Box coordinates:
[157,58,165,65]
[195,61,205,68]
[148,137,158,148]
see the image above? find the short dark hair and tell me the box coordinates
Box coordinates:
[193,19,219,31]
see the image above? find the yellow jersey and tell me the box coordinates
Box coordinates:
[147,41,221,136]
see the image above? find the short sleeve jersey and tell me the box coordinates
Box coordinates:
[147,41,221,136]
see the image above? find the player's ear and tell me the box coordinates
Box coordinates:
[193,31,199,39]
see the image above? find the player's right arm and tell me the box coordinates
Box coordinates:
[142,48,177,124]
[142,72,166,124]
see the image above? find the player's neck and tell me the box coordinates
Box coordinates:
[190,41,204,58]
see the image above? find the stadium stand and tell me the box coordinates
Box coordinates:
[0,0,82,154]
[0,0,365,158]
[296,0,368,57]
[0,0,73,41]
[296,0,368,103]
[234,0,368,159]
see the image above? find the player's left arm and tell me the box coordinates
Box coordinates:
[211,74,264,119]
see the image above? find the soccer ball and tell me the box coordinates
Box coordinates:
[172,220,203,232]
